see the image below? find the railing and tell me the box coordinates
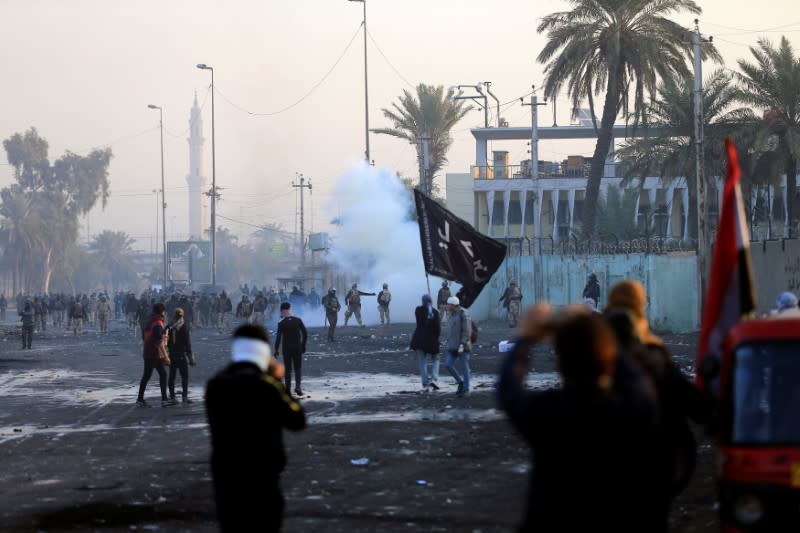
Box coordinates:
[471,163,621,180]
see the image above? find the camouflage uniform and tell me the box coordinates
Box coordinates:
[344,284,374,327]
[377,284,392,325]
[499,281,523,327]
[437,282,452,321]
[97,296,112,333]
[322,289,341,341]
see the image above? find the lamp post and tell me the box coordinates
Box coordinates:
[348,0,370,162]
[196,63,217,288]
[148,105,168,289]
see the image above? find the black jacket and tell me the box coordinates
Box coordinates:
[275,316,308,355]
[167,322,193,358]
[497,339,660,532]
[410,306,441,355]
[205,362,306,479]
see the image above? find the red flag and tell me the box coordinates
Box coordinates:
[696,138,756,381]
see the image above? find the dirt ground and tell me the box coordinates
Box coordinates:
[0,314,719,532]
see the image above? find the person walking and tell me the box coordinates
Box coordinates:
[321,288,341,342]
[97,294,112,334]
[583,272,601,309]
[70,298,87,337]
[236,295,253,325]
[19,300,35,349]
[136,303,175,407]
[410,294,441,392]
[0,293,7,322]
[167,307,196,403]
[274,302,308,397]
[443,296,472,397]
[205,324,306,533]
[499,279,523,327]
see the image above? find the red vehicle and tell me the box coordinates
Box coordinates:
[714,313,800,531]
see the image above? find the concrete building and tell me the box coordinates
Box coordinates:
[186,93,208,240]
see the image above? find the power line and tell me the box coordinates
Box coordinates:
[213,24,363,117]
[68,125,160,155]
[366,29,415,88]
[216,213,296,238]
[706,20,800,36]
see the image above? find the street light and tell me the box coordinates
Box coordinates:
[148,105,168,290]
[348,0,370,162]
[196,63,217,288]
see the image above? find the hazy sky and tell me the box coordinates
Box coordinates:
[0,0,797,252]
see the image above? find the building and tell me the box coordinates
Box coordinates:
[446,124,799,246]
[186,93,208,240]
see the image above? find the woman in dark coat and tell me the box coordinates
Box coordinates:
[410,294,441,392]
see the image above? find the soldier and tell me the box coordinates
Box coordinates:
[437,281,452,321]
[252,292,267,326]
[583,273,601,309]
[267,288,280,322]
[125,292,139,333]
[0,293,7,322]
[307,287,321,311]
[236,295,254,324]
[32,297,43,332]
[198,293,211,328]
[97,294,112,333]
[39,296,49,332]
[321,288,341,342]
[19,299,35,349]
[344,283,375,327]
[70,297,87,336]
[219,291,233,331]
[87,293,98,327]
[377,283,392,326]
[499,279,523,327]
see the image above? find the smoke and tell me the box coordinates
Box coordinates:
[322,162,434,326]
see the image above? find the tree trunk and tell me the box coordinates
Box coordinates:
[583,67,621,237]
[42,248,53,294]
[786,154,796,238]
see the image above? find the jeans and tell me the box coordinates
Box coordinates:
[283,351,303,391]
[138,359,168,401]
[168,356,189,398]
[445,350,471,392]
[417,351,440,387]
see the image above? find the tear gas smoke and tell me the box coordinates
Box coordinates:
[298,163,453,328]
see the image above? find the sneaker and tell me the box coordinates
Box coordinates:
[162,399,178,407]
[430,381,440,391]
[294,388,304,397]
[457,388,471,398]
[456,383,464,395]
[136,398,148,407]
[420,385,430,393]
[181,396,193,404]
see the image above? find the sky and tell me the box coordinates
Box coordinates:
[0,0,797,252]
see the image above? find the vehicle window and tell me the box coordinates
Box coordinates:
[733,342,800,445]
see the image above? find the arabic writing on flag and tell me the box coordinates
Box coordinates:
[414,189,506,308]
[696,138,756,385]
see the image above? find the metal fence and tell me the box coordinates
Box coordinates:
[499,237,698,256]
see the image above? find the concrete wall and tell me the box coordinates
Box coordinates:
[472,252,700,333]
[749,239,800,314]
[444,173,473,223]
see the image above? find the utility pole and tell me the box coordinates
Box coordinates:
[293,174,313,275]
[693,20,712,310]
[522,86,547,179]
[348,0,370,162]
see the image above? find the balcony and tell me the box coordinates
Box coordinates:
[471,161,621,180]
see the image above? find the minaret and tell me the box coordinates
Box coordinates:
[187,92,207,240]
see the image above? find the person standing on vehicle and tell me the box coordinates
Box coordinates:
[274,302,308,397]
[205,324,306,533]
[167,307,196,403]
[321,288,341,342]
[444,296,472,397]
[137,302,175,407]
[19,299,35,349]
[377,283,392,326]
[411,294,441,392]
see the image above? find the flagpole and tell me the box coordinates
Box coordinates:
[425,274,432,296]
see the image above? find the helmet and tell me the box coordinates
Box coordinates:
[352,283,358,289]
[329,288,336,294]
[442,281,449,287]
[383,283,388,289]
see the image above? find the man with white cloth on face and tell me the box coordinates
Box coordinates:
[205,324,306,533]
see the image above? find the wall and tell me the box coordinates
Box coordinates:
[471,252,700,333]
[444,173,473,223]
[748,239,800,314]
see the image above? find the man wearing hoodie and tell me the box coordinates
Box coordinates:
[205,324,306,533]
[167,307,196,403]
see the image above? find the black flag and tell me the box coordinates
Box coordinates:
[414,189,506,308]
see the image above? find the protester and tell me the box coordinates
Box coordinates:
[136,303,175,407]
[167,307,196,403]
[410,294,441,392]
[444,296,472,397]
[205,324,306,533]
[605,280,711,525]
[583,272,601,308]
[497,304,658,532]
[274,302,308,397]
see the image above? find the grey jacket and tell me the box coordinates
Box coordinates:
[445,306,471,352]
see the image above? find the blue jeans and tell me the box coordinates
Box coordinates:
[445,350,470,392]
[417,351,440,387]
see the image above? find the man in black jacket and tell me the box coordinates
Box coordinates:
[167,307,195,403]
[274,302,308,397]
[205,324,306,533]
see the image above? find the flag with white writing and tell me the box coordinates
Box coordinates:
[414,189,506,308]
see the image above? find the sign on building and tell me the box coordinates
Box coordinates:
[308,232,329,251]
[167,241,212,284]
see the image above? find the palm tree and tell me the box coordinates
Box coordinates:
[0,187,47,294]
[736,36,800,236]
[373,84,471,196]
[616,69,750,238]
[89,230,137,291]
[537,0,719,236]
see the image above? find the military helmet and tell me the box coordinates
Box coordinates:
[383,283,388,289]
[442,281,448,287]
[329,287,336,294]
[352,283,357,289]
